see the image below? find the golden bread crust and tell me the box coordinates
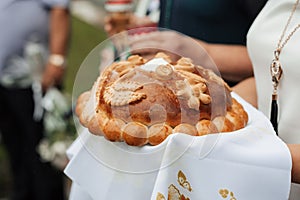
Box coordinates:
[76,53,248,146]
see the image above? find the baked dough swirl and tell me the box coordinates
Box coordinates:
[75,53,248,146]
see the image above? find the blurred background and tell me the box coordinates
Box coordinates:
[0,0,108,198]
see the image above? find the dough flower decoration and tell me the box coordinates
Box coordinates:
[75,53,248,146]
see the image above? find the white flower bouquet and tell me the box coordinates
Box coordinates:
[37,87,76,170]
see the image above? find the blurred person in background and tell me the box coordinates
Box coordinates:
[0,0,70,199]
[104,0,160,36]
[105,0,267,86]
[100,0,160,65]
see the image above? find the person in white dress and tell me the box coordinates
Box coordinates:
[234,0,300,199]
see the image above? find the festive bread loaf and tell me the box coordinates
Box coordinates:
[75,53,248,146]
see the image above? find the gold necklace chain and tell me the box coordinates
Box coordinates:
[270,0,300,134]
[276,0,300,55]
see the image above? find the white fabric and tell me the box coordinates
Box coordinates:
[65,93,292,200]
[247,0,300,198]
[68,182,92,200]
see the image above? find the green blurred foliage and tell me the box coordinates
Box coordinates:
[64,17,107,94]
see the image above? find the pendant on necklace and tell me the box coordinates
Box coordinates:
[270,50,283,135]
